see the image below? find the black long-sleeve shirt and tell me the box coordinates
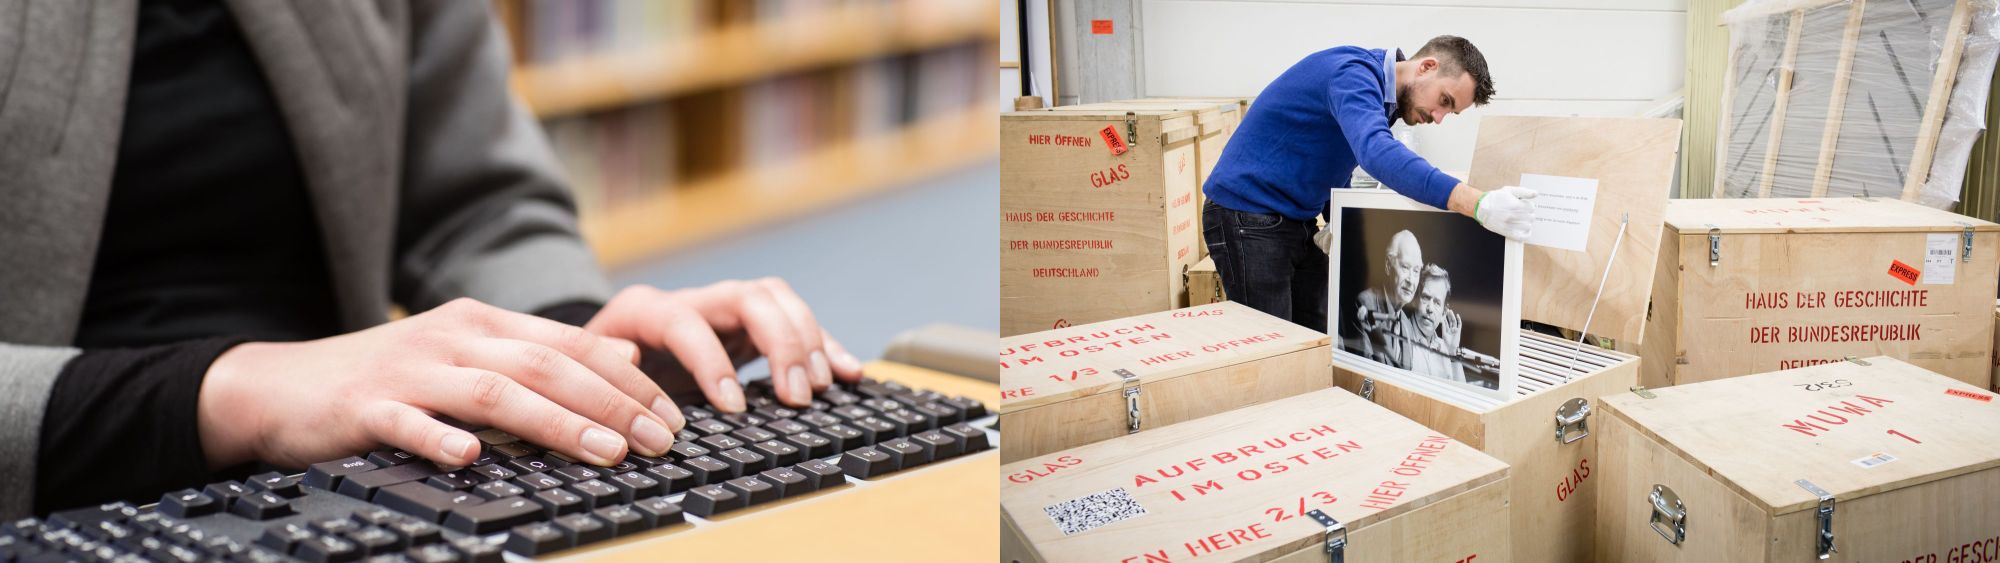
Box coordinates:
[34,0,601,514]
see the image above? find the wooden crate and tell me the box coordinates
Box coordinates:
[1635,197,2000,390]
[1186,256,1224,307]
[1595,356,2000,561]
[1061,98,1245,261]
[1002,107,1205,336]
[1329,116,1682,563]
[998,301,1330,463]
[1001,388,1511,562]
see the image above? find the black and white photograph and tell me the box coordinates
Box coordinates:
[1330,189,1521,402]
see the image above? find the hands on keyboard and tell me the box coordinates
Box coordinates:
[14,375,993,562]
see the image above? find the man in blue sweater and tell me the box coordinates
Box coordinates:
[1201,35,1537,331]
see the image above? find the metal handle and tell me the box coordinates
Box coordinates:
[1649,484,1686,545]
[1555,398,1591,444]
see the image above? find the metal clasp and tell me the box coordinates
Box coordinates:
[1796,479,1836,559]
[1308,509,1346,563]
[1961,222,1976,263]
[1360,377,1376,402]
[1843,356,1870,366]
[1649,484,1686,545]
[1555,398,1591,444]
[1117,369,1141,433]
[1707,226,1722,266]
[1124,112,1137,148]
[1631,386,1657,399]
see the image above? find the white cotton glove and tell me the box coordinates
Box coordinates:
[1473,186,1539,241]
[1313,226,1332,255]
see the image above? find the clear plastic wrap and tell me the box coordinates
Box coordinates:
[1714,0,2000,208]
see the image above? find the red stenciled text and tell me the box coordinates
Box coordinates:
[1780,395,1896,438]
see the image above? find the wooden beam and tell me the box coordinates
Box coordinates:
[1902,0,1975,201]
[1712,31,1741,198]
[1810,0,1868,197]
[1757,11,1806,198]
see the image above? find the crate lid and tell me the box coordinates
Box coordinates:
[1467,116,1682,345]
[1000,387,1507,560]
[1664,197,2000,233]
[1601,357,2000,515]
[998,301,1329,414]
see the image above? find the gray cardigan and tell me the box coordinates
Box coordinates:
[0,0,612,516]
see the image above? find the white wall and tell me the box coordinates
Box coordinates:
[1137,0,1686,173]
[1001,0,1057,112]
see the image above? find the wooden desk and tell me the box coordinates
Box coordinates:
[556,362,998,561]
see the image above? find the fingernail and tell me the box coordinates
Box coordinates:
[809,351,832,387]
[441,433,476,461]
[630,414,672,456]
[579,427,626,464]
[787,366,810,403]
[717,379,746,412]
[652,397,686,432]
[835,351,862,373]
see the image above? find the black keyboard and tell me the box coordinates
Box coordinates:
[9,376,995,562]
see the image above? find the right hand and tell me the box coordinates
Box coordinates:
[197,298,686,470]
[1473,186,1538,241]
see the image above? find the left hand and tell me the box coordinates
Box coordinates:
[1313,226,1332,255]
[585,278,864,412]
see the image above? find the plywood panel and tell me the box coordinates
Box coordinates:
[1467,116,1682,344]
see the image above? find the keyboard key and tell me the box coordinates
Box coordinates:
[403,543,463,563]
[668,441,711,461]
[756,467,813,497]
[913,429,962,459]
[681,455,735,484]
[158,489,219,518]
[255,524,316,554]
[230,491,294,520]
[294,533,361,563]
[49,502,139,529]
[566,479,621,509]
[884,409,934,433]
[530,488,587,517]
[912,402,962,425]
[375,482,485,523]
[718,412,769,428]
[343,526,403,556]
[441,497,543,535]
[687,419,733,436]
[722,476,778,505]
[751,439,804,466]
[488,442,537,460]
[204,480,254,505]
[679,485,744,517]
[472,481,525,501]
[676,429,701,443]
[367,450,419,467]
[830,405,874,422]
[795,459,847,490]
[353,507,402,527]
[944,423,990,453]
[313,516,361,536]
[879,437,931,467]
[948,396,988,419]
[248,472,306,498]
[764,419,812,436]
[837,446,896,479]
[512,472,565,491]
[819,387,861,406]
[644,463,696,493]
[338,463,441,501]
[605,460,640,474]
[503,456,557,475]
[426,471,481,491]
[784,432,835,458]
[384,518,442,547]
[860,397,905,414]
[630,497,684,528]
[551,513,611,547]
[607,472,663,502]
[752,406,799,421]
[730,427,778,443]
[697,434,747,451]
[541,451,580,467]
[305,457,380,491]
[501,522,568,557]
[850,416,899,441]
[467,464,516,482]
[797,412,843,428]
[816,424,865,451]
[717,447,770,473]
[473,429,520,445]
[451,537,505,563]
[592,505,648,537]
[624,454,670,468]
[551,465,603,484]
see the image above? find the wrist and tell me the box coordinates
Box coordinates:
[1447,183,1484,217]
[199,341,276,469]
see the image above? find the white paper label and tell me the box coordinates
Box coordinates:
[1922,233,1958,285]
[1044,487,1148,536]
[1518,174,1599,252]
[1851,452,1898,469]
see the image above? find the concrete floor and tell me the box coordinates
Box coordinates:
[609,159,998,375]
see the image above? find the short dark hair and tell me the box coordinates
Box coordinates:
[1412,35,1495,106]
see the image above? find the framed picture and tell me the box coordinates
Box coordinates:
[1328,188,1523,404]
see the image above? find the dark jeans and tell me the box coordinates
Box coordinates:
[1203,200,1328,332]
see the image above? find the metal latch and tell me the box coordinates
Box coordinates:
[1649,484,1686,545]
[1843,356,1870,366]
[1555,398,1591,444]
[1961,222,1976,263]
[1307,509,1346,563]
[1116,369,1141,433]
[1124,112,1137,148]
[1707,226,1722,266]
[1796,479,1836,559]
[1361,377,1375,402]
[1631,386,1657,399]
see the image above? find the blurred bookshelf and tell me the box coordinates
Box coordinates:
[495,0,1001,268]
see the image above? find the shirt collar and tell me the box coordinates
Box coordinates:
[1383,48,1405,120]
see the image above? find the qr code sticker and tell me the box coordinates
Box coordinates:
[1044,487,1148,536]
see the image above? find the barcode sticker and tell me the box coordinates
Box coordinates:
[1922,233,1957,285]
[1851,452,1898,469]
[1044,487,1148,536]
